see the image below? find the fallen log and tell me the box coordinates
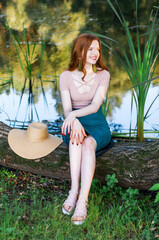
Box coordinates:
[0,121,159,190]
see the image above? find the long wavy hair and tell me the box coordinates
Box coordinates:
[68,33,108,81]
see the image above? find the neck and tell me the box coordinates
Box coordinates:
[84,63,93,74]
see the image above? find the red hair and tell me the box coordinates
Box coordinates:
[68,33,108,80]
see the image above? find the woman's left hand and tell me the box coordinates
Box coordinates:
[61,111,76,135]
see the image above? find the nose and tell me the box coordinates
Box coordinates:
[92,49,98,55]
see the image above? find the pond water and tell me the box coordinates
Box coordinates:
[0,0,159,138]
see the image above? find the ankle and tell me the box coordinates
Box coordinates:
[70,189,79,195]
[70,187,79,195]
[77,194,88,203]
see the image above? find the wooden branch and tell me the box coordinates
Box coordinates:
[0,122,159,190]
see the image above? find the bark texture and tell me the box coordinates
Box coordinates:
[0,122,159,190]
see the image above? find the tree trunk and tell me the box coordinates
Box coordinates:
[0,122,159,190]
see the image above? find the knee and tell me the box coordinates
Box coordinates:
[82,137,96,153]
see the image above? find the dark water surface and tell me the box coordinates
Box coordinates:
[0,0,159,138]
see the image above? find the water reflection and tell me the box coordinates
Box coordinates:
[0,0,159,137]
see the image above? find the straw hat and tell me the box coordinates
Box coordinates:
[8,122,63,159]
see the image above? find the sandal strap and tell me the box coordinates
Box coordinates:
[63,190,78,210]
[72,199,88,219]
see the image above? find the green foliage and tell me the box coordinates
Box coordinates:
[0,168,17,180]
[149,183,159,191]
[0,50,14,88]
[6,21,46,80]
[149,183,159,203]
[105,173,118,188]
[6,21,35,79]
[0,169,159,239]
[119,187,140,221]
[5,21,48,124]
[142,229,155,240]
[92,0,159,141]
[108,0,159,142]
[99,174,123,203]
[142,212,159,239]
[90,178,102,193]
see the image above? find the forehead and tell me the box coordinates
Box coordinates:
[89,40,99,48]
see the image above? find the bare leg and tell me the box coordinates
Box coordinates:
[63,140,82,213]
[79,136,97,201]
[71,136,96,222]
[69,140,82,192]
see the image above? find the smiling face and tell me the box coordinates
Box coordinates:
[86,40,100,66]
[68,34,107,78]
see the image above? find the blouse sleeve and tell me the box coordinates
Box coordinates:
[99,70,110,86]
[59,71,70,91]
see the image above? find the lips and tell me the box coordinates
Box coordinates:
[90,56,97,60]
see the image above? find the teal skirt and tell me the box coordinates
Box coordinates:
[62,106,111,152]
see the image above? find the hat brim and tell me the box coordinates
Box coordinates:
[8,129,63,159]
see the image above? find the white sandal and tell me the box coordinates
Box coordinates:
[71,199,88,225]
[62,190,78,215]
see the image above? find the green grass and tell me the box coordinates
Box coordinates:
[0,168,158,240]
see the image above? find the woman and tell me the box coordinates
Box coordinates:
[60,33,111,225]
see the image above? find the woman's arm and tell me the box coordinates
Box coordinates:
[60,90,87,139]
[74,84,109,117]
[60,90,75,134]
[60,90,72,119]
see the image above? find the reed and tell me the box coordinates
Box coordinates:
[6,21,46,81]
[0,50,14,88]
[7,50,14,87]
[6,21,35,80]
[106,0,159,141]
[6,21,47,126]
[102,93,110,117]
[88,1,159,141]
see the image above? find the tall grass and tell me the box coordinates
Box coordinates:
[6,21,36,80]
[0,50,14,88]
[88,1,159,141]
[6,21,48,126]
[6,20,46,82]
[106,0,159,141]
[102,93,110,117]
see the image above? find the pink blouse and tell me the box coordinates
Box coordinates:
[59,70,110,109]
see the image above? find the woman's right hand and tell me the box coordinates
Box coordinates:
[70,119,87,145]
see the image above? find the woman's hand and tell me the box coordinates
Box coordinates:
[61,111,76,135]
[70,119,87,145]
